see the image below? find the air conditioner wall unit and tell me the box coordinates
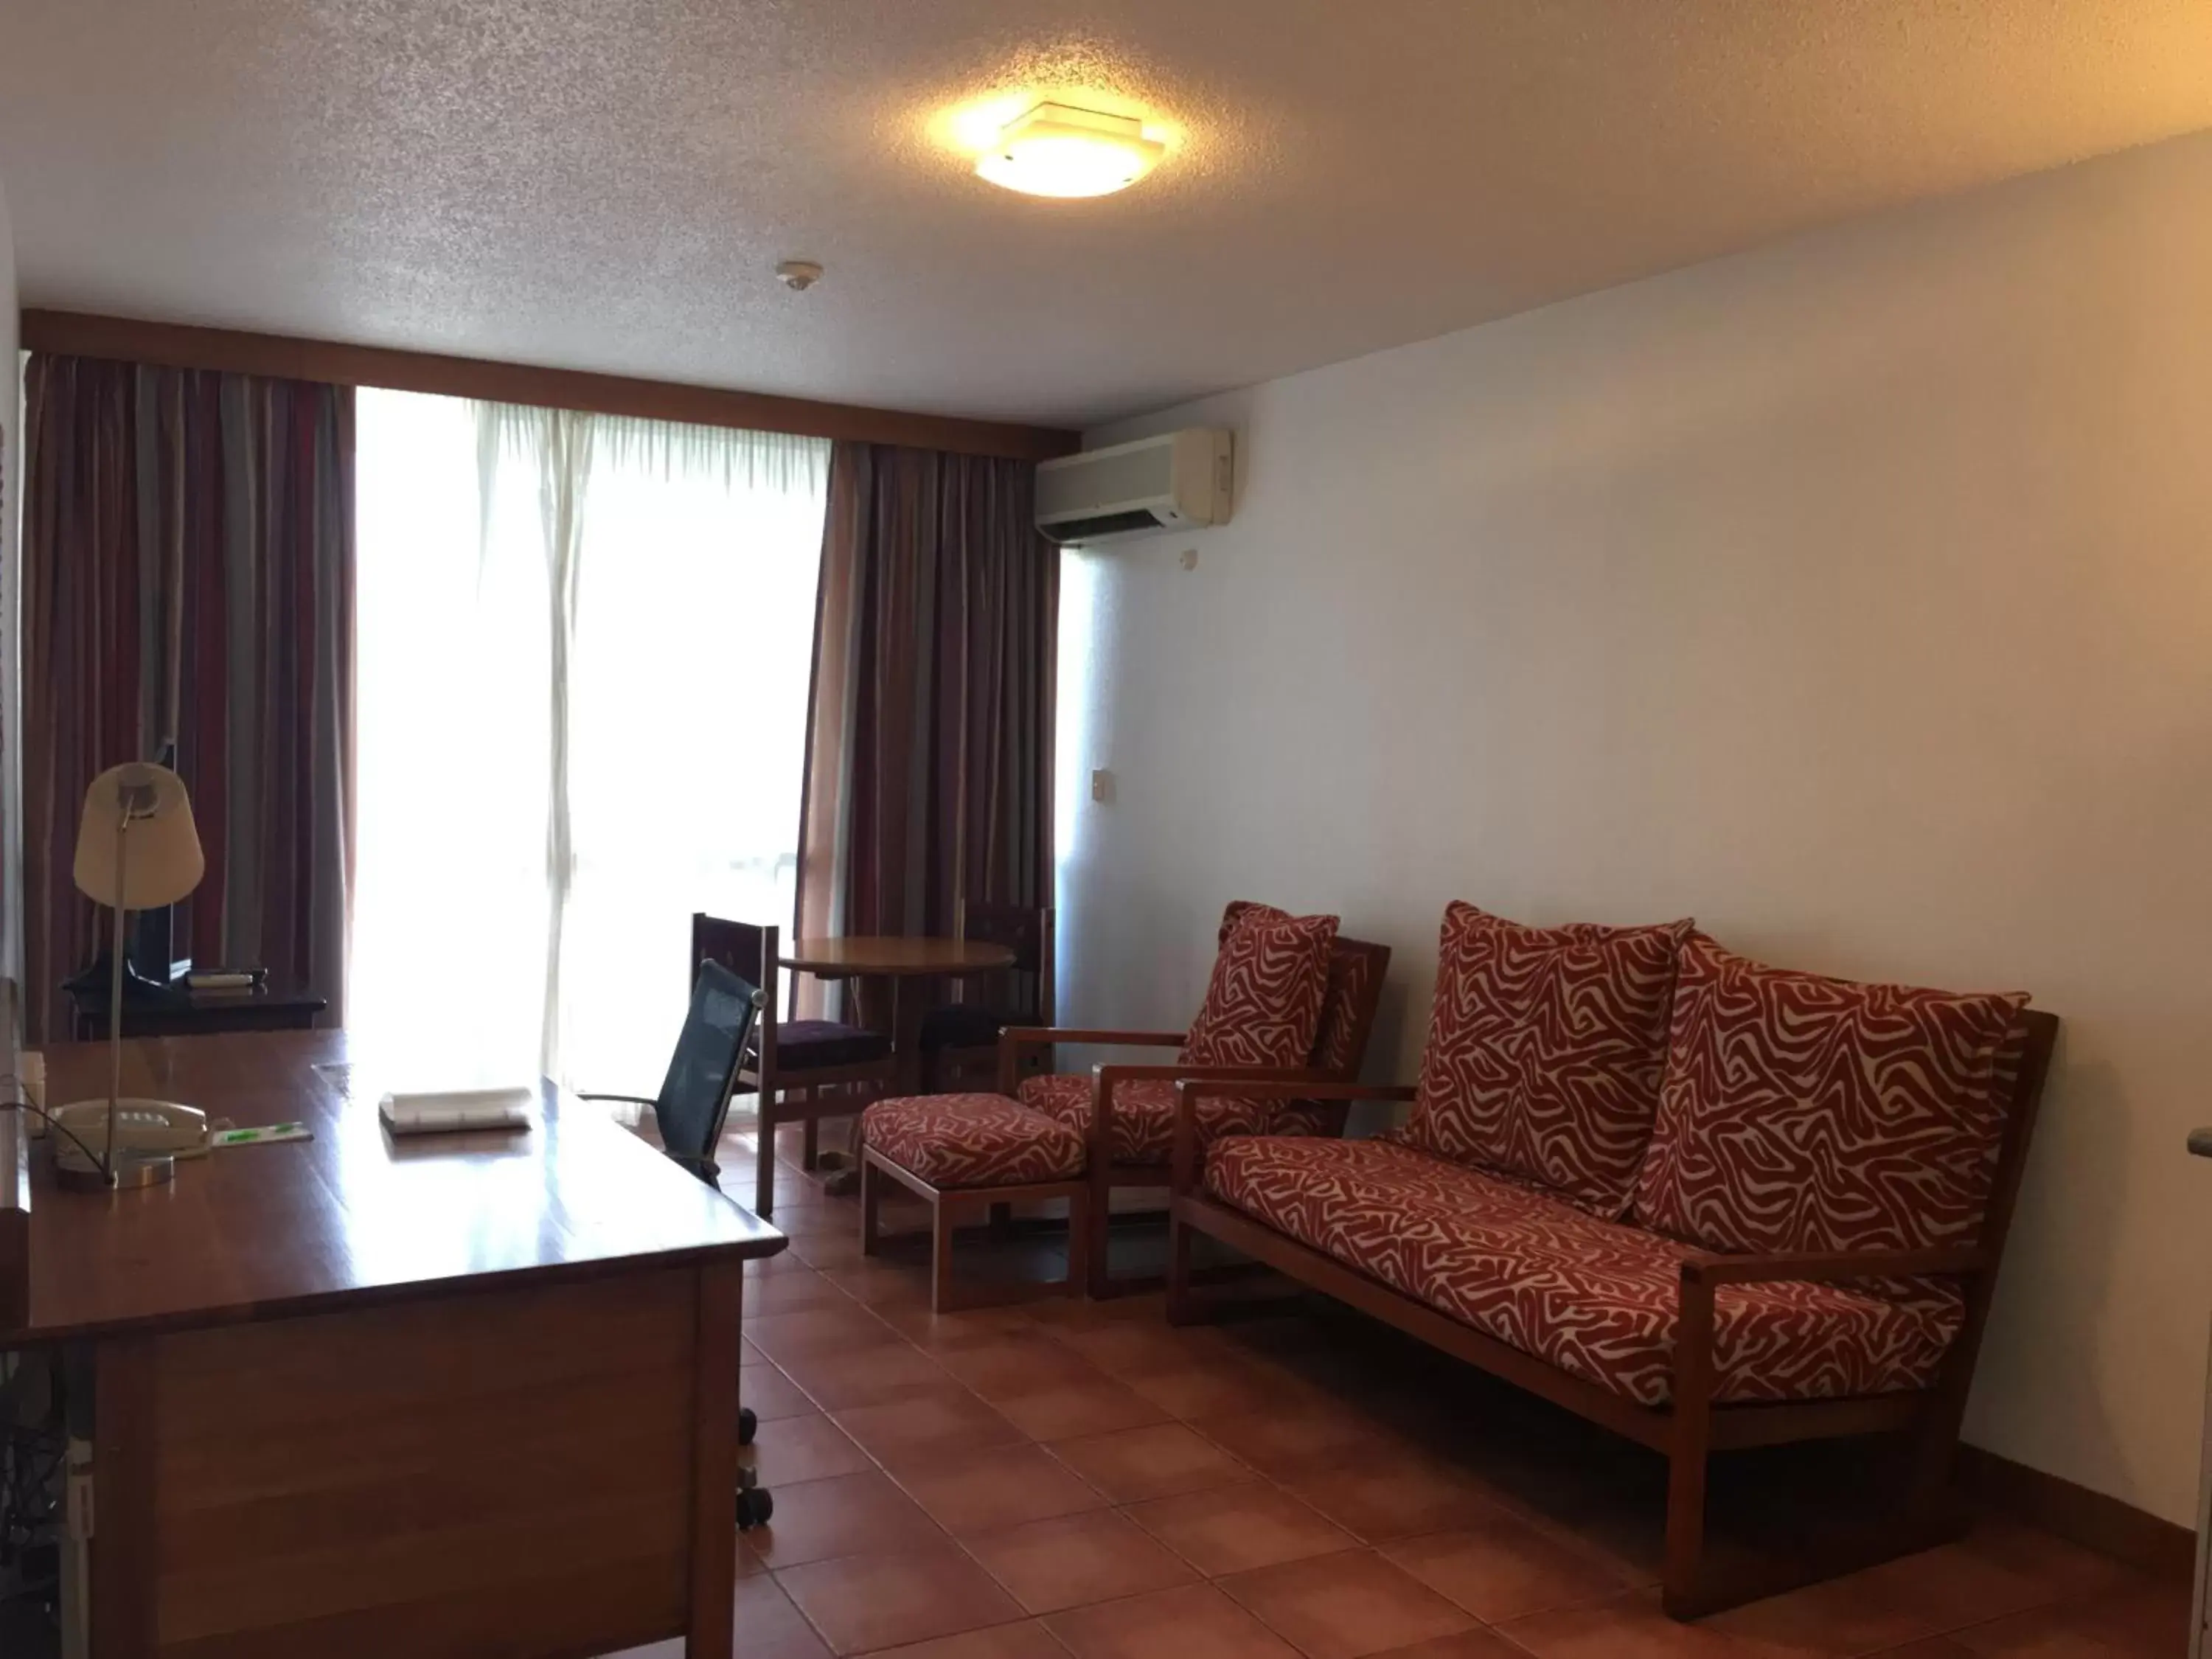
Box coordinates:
[1034,428,1233,546]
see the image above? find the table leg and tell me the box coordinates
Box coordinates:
[891,975,928,1097]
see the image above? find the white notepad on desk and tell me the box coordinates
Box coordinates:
[378,1085,535,1135]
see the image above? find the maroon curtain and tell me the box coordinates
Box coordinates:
[21,356,355,1042]
[794,443,1056,991]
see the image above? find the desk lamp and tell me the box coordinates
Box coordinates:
[58,762,206,1190]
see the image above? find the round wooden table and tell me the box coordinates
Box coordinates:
[778,934,1017,1096]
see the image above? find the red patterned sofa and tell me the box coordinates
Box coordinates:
[1166,902,2057,1619]
[998,900,1391,1297]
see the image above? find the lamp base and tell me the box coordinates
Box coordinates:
[55,1150,175,1191]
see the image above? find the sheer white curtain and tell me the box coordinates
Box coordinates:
[353,389,829,1093]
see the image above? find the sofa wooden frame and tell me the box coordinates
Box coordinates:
[1162,1007,2059,1620]
[997,934,1391,1300]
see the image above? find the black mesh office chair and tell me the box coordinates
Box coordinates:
[579,957,776,1527]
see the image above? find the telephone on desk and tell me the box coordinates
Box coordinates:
[47,1098,214,1161]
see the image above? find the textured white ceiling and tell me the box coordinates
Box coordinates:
[3,1,2210,427]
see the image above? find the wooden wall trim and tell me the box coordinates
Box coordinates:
[1958,1443,2195,1578]
[21,310,1082,463]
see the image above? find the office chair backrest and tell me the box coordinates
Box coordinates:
[653,956,763,1182]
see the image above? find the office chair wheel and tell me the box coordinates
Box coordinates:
[738,1407,758,1446]
[737,1486,773,1529]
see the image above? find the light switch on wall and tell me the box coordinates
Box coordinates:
[1090,768,1116,804]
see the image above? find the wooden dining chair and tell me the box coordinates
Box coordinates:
[692,914,897,1220]
[919,903,1054,1094]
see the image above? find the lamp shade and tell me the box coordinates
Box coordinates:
[72,763,205,910]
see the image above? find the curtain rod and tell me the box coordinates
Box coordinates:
[21,309,1082,465]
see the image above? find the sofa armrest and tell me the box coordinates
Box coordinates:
[996,1026,1186,1094]
[1169,1079,1418,1199]
[1679,1245,1989,1289]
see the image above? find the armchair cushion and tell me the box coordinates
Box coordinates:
[1217,900,1374,1076]
[1399,902,1691,1215]
[1179,905,1338,1070]
[1018,1071,1335,1164]
[863,1093,1085,1186]
[1630,933,2030,1256]
[1217,900,1388,1140]
[1206,1134,1962,1407]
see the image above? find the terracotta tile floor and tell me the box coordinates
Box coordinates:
[608,1123,2188,1659]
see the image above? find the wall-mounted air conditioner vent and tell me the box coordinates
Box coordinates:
[1035,429,1232,546]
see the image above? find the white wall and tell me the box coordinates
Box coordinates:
[1066,129,2212,1526]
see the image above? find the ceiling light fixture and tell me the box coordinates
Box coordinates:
[975,102,1166,198]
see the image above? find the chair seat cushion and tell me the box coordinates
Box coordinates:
[1018,1072,1335,1165]
[759,1019,891,1070]
[918,1004,1015,1052]
[1204,1135,1963,1408]
[863,1094,1085,1187]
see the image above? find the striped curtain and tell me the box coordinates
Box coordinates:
[794,443,1056,992]
[20,356,354,1042]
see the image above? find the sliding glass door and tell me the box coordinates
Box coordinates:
[352,389,827,1094]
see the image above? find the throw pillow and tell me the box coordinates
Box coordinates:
[1630,931,2029,1256]
[1180,904,1339,1070]
[1399,900,1691,1214]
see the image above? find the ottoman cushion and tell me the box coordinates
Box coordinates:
[863,1093,1087,1187]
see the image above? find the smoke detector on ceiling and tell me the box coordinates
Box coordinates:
[775,260,824,291]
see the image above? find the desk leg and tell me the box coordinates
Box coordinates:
[687,1261,742,1658]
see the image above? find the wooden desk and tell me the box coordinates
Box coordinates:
[66,984,328,1043]
[2,1032,785,1659]
[779,935,1015,1095]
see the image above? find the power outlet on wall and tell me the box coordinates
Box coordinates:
[1090,769,1116,804]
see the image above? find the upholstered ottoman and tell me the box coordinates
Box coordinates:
[860,1094,1091,1311]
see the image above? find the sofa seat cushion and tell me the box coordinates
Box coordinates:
[1400,902,1691,1217]
[1204,1135,1963,1408]
[863,1094,1085,1187]
[1630,933,2031,1256]
[759,1019,891,1071]
[1018,1072,1335,1165]
[1179,905,1339,1069]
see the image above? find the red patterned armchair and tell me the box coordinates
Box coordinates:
[998,900,1391,1298]
[1166,902,2057,1621]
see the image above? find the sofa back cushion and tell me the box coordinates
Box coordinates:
[1630,931,2031,1256]
[1180,904,1339,1069]
[1399,902,1691,1214]
[1217,900,1385,1077]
